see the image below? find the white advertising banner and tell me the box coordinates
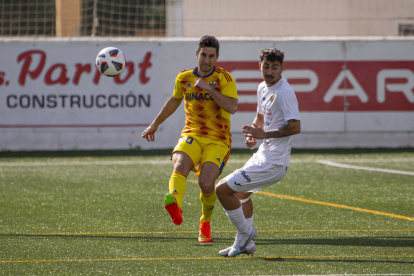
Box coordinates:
[0,40,160,128]
[218,39,414,148]
[0,39,169,150]
[0,38,413,150]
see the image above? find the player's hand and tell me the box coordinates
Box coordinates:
[194,78,211,92]
[245,136,257,149]
[141,124,158,142]
[242,123,266,139]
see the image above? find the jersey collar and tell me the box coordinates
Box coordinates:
[193,66,215,78]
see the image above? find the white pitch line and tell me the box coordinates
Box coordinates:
[332,158,414,163]
[318,160,414,176]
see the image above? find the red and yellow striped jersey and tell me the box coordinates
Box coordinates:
[173,66,238,146]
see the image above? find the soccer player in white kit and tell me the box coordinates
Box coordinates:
[215,48,301,257]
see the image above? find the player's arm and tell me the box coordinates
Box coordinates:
[141,95,183,142]
[244,113,264,149]
[242,119,301,139]
[252,113,264,129]
[194,79,238,114]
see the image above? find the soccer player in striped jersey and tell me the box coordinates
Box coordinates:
[141,36,238,243]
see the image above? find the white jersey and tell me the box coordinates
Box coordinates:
[255,77,300,166]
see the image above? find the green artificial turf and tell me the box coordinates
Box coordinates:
[0,150,413,275]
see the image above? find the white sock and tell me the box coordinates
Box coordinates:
[246,214,254,227]
[225,206,250,235]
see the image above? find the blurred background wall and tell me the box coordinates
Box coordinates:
[2,0,412,37]
[0,0,413,151]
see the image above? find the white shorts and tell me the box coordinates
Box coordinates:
[225,155,288,193]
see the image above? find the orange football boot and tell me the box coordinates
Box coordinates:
[198,221,212,243]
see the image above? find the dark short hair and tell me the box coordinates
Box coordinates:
[197,35,220,55]
[259,48,284,64]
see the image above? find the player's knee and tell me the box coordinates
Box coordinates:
[199,179,215,194]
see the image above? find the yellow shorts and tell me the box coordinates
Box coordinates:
[172,135,231,176]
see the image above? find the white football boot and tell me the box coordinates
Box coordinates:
[220,227,258,257]
[219,239,256,257]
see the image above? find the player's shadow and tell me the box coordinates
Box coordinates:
[13,235,413,248]
[254,236,414,264]
[3,234,413,264]
[260,257,414,265]
[255,236,414,248]
[3,235,413,248]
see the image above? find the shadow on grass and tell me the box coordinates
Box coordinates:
[3,234,413,248]
[255,236,414,247]
[0,234,228,243]
[260,257,414,264]
[2,235,413,264]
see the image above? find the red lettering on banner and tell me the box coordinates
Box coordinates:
[17,50,46,86]
[0,72,5,85]
[44,64,70,85]
[139,52,152,84]
[16,49,152,86]
[217,61,414,112]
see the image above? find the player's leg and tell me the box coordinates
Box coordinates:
[198,161,220,219]
[197,162,220,242]
[237,192,253,221]
[165,136,201,225]
[196,140,230,242]
[216,182,257,256]
[169,151,194,207]
[216,158,288,257]
[218,191,256,257]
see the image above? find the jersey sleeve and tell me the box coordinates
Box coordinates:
[172,73,185,99]
[219,71,238,99]
[280,89,300,121]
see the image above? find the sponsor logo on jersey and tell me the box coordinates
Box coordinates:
[240,170,251,183]
[185,92,214,101]
[216,158,220,163]
[234,181,242,186]
[186,83,191,88]
[209,80,217,88]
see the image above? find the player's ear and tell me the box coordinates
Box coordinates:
[258,62,261,70]
[216,54,219,60]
